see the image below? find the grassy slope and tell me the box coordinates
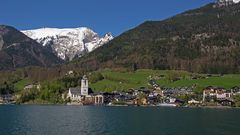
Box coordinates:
[90,69,240,92]
[157,75,240,89]
[14,78,31,92]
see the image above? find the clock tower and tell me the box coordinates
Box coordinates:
[81,75,88,96]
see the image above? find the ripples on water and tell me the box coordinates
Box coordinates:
[0,105,239,135]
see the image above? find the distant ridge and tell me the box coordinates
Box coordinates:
[0,25,62,70]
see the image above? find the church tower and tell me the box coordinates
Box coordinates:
[81,75,88,96]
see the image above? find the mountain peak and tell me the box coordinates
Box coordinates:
[215,0,240,7]
[22,27,96,42]
[22,27,113,61]
[104,32,114,38]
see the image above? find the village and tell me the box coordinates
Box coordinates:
[1,75,240,108]
[63,75,240,107]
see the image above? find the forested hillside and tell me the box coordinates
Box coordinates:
[74,3,240,74]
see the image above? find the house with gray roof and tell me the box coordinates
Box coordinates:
[67,87,82,102]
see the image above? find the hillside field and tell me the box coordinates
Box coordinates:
[90,69,240,92]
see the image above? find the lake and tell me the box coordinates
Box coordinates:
[0,105,239,135]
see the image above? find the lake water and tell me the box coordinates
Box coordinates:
[0,105,239,135]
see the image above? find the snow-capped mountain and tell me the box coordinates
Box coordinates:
[233,0,240,3]
[215,0,240,7]
[22,27,113,61]
[217,0,240,3]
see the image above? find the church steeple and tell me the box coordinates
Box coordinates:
[81,75,88,96]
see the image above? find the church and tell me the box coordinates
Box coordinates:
[67,75,89,102]
[67,75,104,104]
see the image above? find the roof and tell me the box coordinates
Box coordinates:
[218,99,234,102]
[69,87,81,95]
[205,86,225,90]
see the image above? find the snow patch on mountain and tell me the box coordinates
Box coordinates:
[215,0,240,7]
[233,0,240,3]
[217,0,240,3]
[22,27,113,61]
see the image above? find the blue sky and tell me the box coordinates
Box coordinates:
[0,0,213,36]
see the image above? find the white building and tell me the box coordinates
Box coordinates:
[94,95,104,104]
[216,92,231,99]
[24,84,41,90]
[203,87,232,102]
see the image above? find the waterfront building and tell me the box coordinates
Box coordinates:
[0,96,3,103]
[83,95,95,105]
[81,94,104,105]
[218,99,235,106]
[203,86,232,102]
[0,94,15,104]
[67,75,89,102]
[67,75,104,105]
[165,97,176,104]
[94,95,104,104]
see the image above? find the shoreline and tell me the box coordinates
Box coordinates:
[1,103,239,109]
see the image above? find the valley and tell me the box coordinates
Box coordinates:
[1,0,240,135]
[0,0,240,106]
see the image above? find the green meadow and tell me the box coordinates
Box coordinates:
[11,69,240,93]
[90,69,240,92]
[14,78,31,92]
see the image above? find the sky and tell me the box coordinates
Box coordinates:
[0,0,214,36]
